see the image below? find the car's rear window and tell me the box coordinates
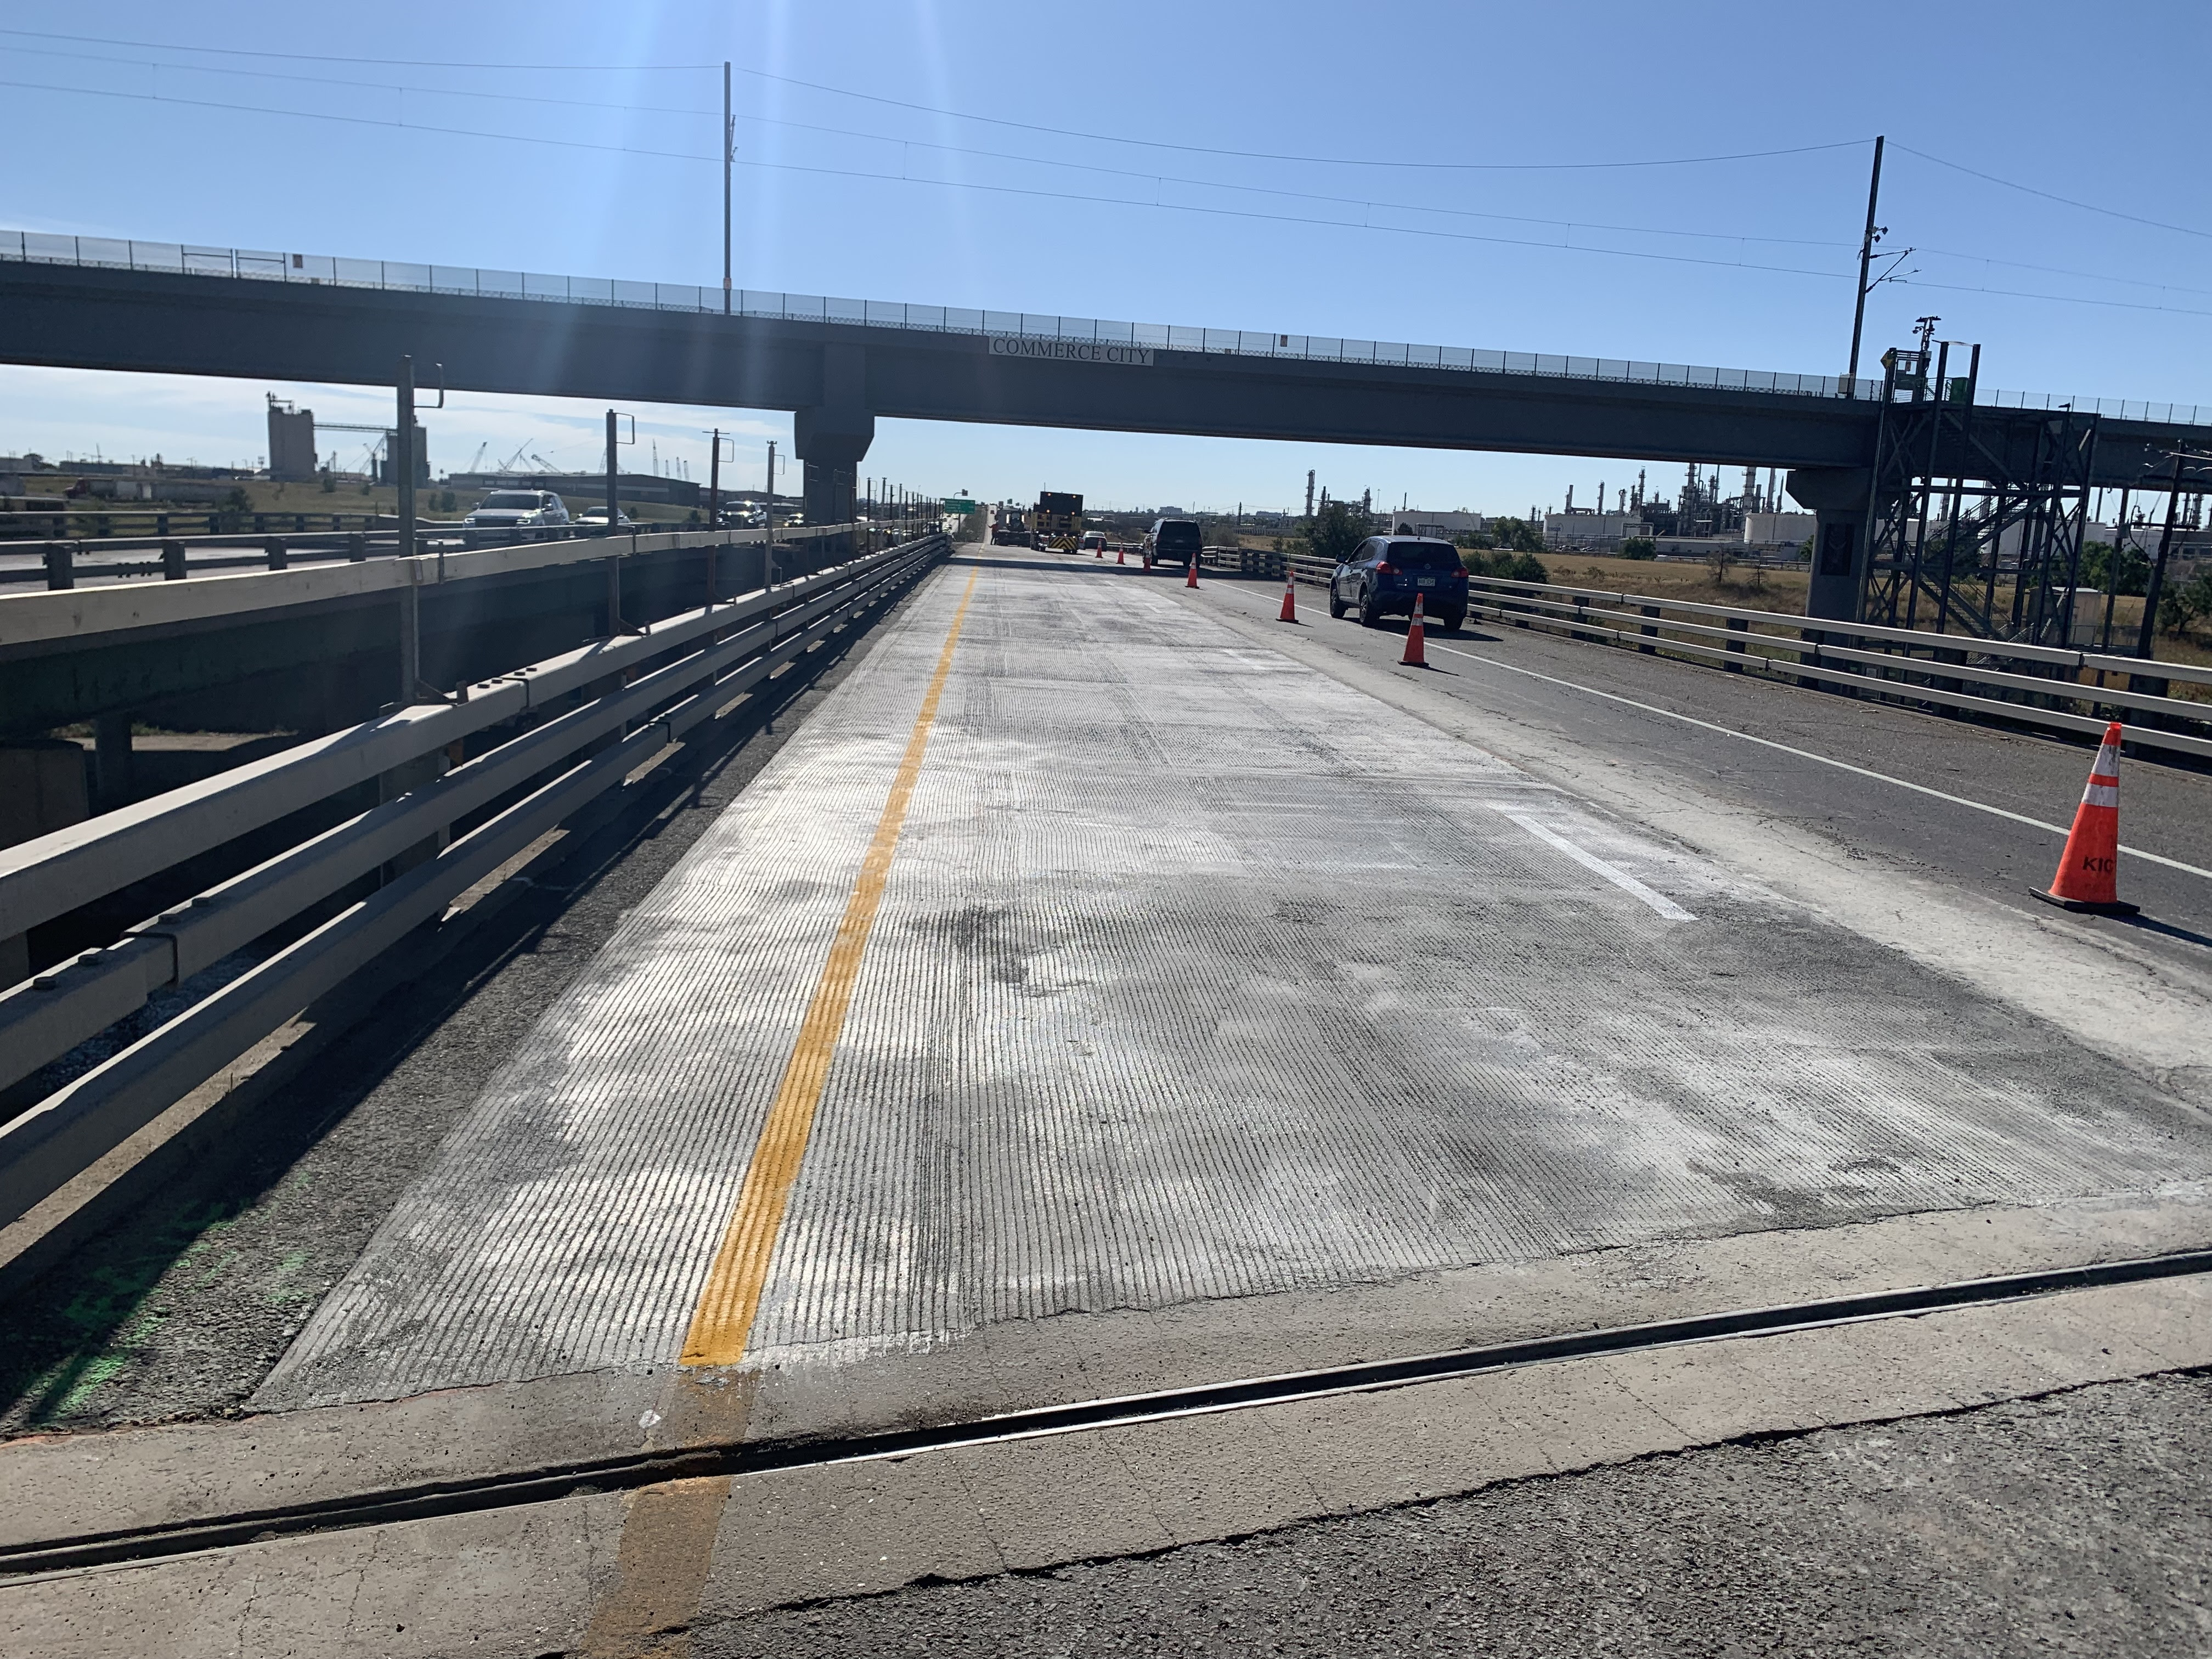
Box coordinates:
[482,493,543,509]
[1156,521,1202,550]
[1387,540,1463,570]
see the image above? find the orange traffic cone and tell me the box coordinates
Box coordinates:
[1278,570,1297,623]
[1094,543,1103,558]
[1185,558,1199,589]
[1117,545,1125,565]
[1400,593,1427,667]
[2032,720,2138,915]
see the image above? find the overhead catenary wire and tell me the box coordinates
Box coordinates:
[0,27,1872,176]
[2,39,2204,312]
[19,42,2206,297]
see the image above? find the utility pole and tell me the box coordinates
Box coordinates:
[394,356,416,564]
[395,355,420,703]
[708,426,723,527]
[765,439,777,523]
[1846,135,1886,397]
[605,409,620,533]
[1304,470,1314,521]
[2135,450,2191,661]
[722,61,733,315]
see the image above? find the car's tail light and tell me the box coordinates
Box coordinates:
[1376,561,1397,574]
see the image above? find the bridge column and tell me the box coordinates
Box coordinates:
[1787,466,1872,623]
[795,343,873,565]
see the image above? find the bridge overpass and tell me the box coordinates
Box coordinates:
[4,231,2207,622]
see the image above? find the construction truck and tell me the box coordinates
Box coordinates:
[1033,490,1084,552]
[990,504,1030,546]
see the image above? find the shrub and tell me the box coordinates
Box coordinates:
[1621,537,1657,560]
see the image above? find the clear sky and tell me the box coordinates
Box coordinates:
[1,0,2204,515]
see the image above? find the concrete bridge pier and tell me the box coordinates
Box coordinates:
[796,343,874,552]
[1788,466,1874,622]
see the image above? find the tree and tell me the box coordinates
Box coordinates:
[1304,499,1370,564]
[2079,540,2149,597]
[1621,537,1657,560]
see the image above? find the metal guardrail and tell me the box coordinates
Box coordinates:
[0,510,389,549]
[23,228,2205,424]
[0,520,877,650]
[1464,575,2212,762]
[0,533,949,1227]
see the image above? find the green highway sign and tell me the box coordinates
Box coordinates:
[943,498,978,513]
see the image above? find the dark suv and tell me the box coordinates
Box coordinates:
[1328,537,1469,630]
[1145,517,1204,569]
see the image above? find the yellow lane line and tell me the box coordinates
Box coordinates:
[679,569,979,1368]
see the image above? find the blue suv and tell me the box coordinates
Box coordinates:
[1327,537,1469,630]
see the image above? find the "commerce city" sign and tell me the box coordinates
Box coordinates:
[987,336,1155,367]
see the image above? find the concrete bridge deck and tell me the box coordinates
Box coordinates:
[7,544,2212,1655]
[245,547,2211,1413]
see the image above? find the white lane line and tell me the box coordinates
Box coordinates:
[1429,642,2212,885]
[1493,807,1696,920]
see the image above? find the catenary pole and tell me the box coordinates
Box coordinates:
[722,63,733,315]
[1846,134,1886,397]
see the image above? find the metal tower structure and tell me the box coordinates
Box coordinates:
[1861,338,2098,646]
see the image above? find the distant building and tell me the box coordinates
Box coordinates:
[1742,512,1815,549]
[267,397,318,481]
[370,426,431,487]
[1543,511,1638,550]
[1389,509,1485,539]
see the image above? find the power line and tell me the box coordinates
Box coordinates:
[1894,142,2211,241]
[23,46,2204,293]
[8,74,2208,319]
[0,44,1852,250]
[0,75,1850,280]
[0,25,1869,175]
[1888,277,2212,318]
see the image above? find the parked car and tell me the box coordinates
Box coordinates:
[1328,537,1469,630]
[574,506,637,531]
[1077,530,1108,554]
[1143,517,1203,569]
[462,490,570,536]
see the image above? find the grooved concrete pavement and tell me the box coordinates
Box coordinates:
[256,552,2212,1411]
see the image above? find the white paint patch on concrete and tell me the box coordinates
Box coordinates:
[1493,808,1696,920]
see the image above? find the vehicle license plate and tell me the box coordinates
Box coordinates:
[1417,577,1437,588]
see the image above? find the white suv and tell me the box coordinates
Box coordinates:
[464,490,571,537]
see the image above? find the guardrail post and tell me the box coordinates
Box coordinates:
[398,580,424,704]
[43,545,74,590]
[161,540,187,580]
[347,532,368,562]
[264,535,288,572]
[1725,616,1747,672]
[377,747,451,885]
[1639,605,1659,654]
[93,712,134,810]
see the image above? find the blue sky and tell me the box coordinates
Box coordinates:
[1,0,2204,514]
